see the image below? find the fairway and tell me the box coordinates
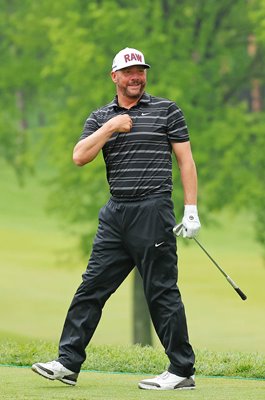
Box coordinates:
[1,366,264,400]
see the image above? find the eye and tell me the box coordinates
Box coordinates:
[120,69,130,75]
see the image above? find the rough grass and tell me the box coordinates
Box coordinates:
[0,340,264,379]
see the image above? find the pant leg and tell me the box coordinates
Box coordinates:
[58,201,134,373]
[125,196,195,377]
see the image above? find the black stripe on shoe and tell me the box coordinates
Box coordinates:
[59,373,78,386]
[34,364,55,376]
[31,365,56,381]
[174,377,195,390]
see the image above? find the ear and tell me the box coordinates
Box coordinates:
[111,71,118,83]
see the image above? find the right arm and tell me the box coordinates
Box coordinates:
[73,114,132,166]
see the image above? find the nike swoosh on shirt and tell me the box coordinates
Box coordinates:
[141,112,150,116]
[155,241,165,247]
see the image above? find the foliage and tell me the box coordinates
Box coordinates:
[1,0,264,349]
[0,1,52,177]
[0,0,264,246]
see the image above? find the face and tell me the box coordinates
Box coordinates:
[111,66,147,99]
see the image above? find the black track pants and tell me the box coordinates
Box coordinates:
[58,195,195,377]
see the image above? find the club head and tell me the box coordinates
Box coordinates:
[173,223,183,236]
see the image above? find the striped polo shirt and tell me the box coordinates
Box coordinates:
[80,92,189,199]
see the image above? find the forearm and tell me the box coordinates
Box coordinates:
[73,114,132,166]
[172,141,200,238]
[179,159,198,205]
[172,141,198,205]
[73,122,114,166]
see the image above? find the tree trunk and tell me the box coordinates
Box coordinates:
[133,268,152,346]
[247,34,262,112]
[16,90,28,131]
[250,79,262,112]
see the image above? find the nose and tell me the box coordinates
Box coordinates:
[130,71,143,80]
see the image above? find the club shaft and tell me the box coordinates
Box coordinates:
[173,223,247,300]
[193,237,227,278]
[192,237,247,301]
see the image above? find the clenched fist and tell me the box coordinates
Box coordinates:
[106,114,132,133]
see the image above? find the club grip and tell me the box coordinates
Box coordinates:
[234,287,247,301]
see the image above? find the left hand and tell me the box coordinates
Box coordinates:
[177,205,201,238]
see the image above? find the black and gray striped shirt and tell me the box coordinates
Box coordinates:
[80,92,189,199]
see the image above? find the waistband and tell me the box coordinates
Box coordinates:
[110,192,171,204]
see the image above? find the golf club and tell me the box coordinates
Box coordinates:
[173,223,247,301]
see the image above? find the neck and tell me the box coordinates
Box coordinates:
[117,93,142,109]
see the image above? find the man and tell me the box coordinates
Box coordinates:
[32,47,200,391]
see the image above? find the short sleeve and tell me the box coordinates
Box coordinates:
[167,102,189,142]
[78,111,100,141]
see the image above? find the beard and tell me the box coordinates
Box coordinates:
[121,81,146,99]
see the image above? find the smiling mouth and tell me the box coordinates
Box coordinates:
[129,83,143,89]
[125,83,145,97]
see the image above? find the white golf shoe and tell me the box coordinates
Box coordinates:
[31,360,78,386]
[138,371,195,390]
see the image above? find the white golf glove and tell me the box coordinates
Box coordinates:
[178,205,201,238]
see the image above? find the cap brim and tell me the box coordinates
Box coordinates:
[112,63,150,72]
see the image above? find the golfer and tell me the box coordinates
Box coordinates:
[32,47,200,391]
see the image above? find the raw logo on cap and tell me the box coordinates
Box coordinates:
[112,47,150,72]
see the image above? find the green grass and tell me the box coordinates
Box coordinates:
[0,341,265,400]
[1,340,264,379]
[0,367,264,400]
[0,159,265,355]
[1,161,265,399]
[0,366,264,400]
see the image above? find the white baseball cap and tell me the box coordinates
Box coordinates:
[112,47,150,72]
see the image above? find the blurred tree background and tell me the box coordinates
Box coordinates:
[1,0,264,345]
